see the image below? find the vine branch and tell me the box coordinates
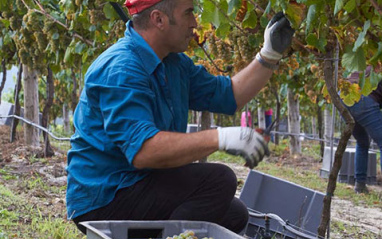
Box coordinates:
[198,43,232,73]
[23,0,93,46]
[369,0,382,15]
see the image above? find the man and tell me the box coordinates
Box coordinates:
[66,0,294,234]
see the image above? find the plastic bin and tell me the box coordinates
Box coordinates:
[80,220,245,239]
[239,170,324,239]
[319,146,377,185]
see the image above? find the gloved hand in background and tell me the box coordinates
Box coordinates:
[260,12,295,61]
[217,127,270,169]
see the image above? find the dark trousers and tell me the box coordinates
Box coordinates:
[73,163,249,234]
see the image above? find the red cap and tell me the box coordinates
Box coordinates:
[124,0,163,15]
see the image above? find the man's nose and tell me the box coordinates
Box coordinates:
[190,15,197,28]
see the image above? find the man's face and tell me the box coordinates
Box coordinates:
[164,0,197,53]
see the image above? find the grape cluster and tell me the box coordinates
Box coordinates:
[215,38,232,63]
[166,230,213,239]
[287,57,300,76]
[236,35,254,62]
[228,29,257,73]
[16,0,28,13]
[206,31,219,58]
[9,16,22,30]
[89,9,106,25]
[108,20,126,41]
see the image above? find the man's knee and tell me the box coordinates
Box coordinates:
[209,163,238,194]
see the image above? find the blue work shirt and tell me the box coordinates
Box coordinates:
[66,21,237,219]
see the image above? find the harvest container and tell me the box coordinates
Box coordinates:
[80,220,245,239]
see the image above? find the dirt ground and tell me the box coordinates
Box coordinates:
[0,125,381,238]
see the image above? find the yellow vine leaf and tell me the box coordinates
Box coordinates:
[285,2,305,29]
[340,83,361,106]
[194,21,211,44]
[322,85,331,103]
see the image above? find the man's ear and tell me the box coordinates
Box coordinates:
[150,10,167,30]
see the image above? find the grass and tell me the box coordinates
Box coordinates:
[0,179,83,239]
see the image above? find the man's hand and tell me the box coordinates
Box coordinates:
[217,127,270,169]
[260,12,295,61]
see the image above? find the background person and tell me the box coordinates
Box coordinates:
[66,0,294,234]
[344,66,382,193]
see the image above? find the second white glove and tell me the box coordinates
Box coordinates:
[217,127,270,169]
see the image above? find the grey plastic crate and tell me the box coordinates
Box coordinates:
[319,146,377,185]
[80,220,245,239]
[239,170,324,239]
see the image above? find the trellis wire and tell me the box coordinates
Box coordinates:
[1,114,380,154]
[0,114,70,141]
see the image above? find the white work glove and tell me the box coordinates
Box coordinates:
[217,127,270,169]
[260,12,295,61]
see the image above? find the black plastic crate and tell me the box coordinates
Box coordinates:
[240,170,324,238]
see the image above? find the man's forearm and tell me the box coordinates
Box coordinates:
[133,129,219,169]
[231,57,275,110]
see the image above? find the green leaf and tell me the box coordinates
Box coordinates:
[201,0,222,27]
[75,42,86,54]
[215,23,230,38]
[343,0,356,13]
[361,77,373,96]
[64,47,73,64]
[260,14,269,28]
[305,5,317,34]
[89,25,97,32]
[52,32,60,40]
[370,71,382,89]
[103,3,118,20]
[334,0,344,15]
[370,42,382,64]
[0,19,10,28]
[358,72,365,89]
[342,46,366,72]
[306,33,326,52]
[353,20,370,52]
[242,10,257,28]
[228,0,241,14]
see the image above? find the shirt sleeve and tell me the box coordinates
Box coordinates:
[183,54,237,115]
[88,64,160,164]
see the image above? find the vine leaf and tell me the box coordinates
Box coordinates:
[334,0,344,15]
[342,46,366,72]
[103,3,119,20]
[343,0,356,13]
[285,2,305,29]
[201,1,221,27]
[370,42,382,64]
[242,7,257,28]
[353,20,370,52]
[339,84,361,106]
[305,4,316,34]
[360,77,374,96]
[306,33,326,52]
[370,70,382,89]
[228,0,241,14]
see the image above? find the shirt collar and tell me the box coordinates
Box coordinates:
[124,21,162,75]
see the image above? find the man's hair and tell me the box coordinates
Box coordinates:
[132,0,177,30]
